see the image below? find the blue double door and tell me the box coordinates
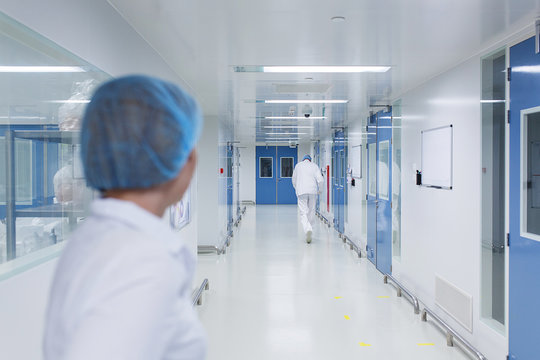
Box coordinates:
[366,109,393,275]
[256,146,297,204]
[508,37,540,359]
[332,131,346,233]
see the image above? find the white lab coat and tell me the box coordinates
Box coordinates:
[43,198,206,360]
[291,159,324,196]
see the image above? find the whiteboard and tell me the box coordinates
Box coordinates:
[421,125,453,189]
[350,145,362,178]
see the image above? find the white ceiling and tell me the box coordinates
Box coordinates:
[108,0,540,144]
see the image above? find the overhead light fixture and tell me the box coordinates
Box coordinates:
[265,116,327,119]
[46,99,91,104]
[331,16,346,23]
[262,66,390,73]
[265,100,348,104]
[264,126,314,129]
[265,132,307,135]
[0,66,85,73]
[480,100,505,103]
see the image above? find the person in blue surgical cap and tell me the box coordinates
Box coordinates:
[43,75,206,360]
[292,154,324,244]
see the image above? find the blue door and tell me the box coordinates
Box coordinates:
[332,130,345,233]
[508,36,540,359]
[226,145,234,231]
[366,110,393,274]
[366,114,378,264]
[256,146,297,204]
[376,109,392,275]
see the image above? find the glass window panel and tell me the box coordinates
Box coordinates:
[227,157,233,178]
[378,140,390,200]
[259,157,273,178]
[524,112,540,237]
[368,143,376,197]
[0,11,110,266]
[280,157,293,178]
[480,49,506,330]
[392,102,402,260]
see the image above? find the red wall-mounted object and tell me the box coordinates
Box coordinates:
[220,168,224,174]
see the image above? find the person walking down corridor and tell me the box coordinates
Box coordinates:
[292,155,324,244]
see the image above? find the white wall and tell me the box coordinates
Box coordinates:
[0,2,198,359]
[393,57,506,359]
[239,145,256,203]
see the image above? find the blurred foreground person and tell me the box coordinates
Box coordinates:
[292,155,324,244]
[44,76,206,360]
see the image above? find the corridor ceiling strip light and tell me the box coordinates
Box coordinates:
[265,116,327,119]
[0,66,85,73]
[46,100,91,104]
[264,126,314,129]
[480,100,505,103]
[265,132,307,135]
[265,100,348,104]
[262,66,390,73]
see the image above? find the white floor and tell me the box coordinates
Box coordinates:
[195,205,469,360]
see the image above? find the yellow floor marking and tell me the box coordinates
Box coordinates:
[377,296,390,298]
[344,315,350,320]
[334,296,343,299]
[417,343,435,346]
[358,342,372,347]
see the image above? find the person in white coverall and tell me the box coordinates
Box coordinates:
[292,155,324,243]
[43,76,206,360]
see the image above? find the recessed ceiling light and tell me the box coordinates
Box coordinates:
[265,116,327,119]
[331,16,346,22]
[0,66,85,73]
[262,66,389,73]
[264,126,314,129]
[265,100,348,104]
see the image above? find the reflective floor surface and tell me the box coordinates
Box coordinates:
[195,205,469,360]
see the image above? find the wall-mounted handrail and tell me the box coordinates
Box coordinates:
[342,234,362,258]
[383,274,420,314]
[198,231,233,255]
[316,210,331,228]
[192,278,209,306]
[421,307,487,360]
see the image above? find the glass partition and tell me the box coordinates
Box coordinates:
[0,11,110,269]
[392,101,402,260]
[480,49,506,330]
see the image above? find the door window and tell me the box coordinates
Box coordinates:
[522,109,540,239]
[378,141,390,200]
[259,157,273,178]
[280,157,294,178]
[369,143,377,197]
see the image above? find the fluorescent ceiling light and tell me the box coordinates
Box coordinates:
[480,100,505,103]
[265,132,307,135]
[262,66,390,73]
[264,126,313,129]
[0,66,85,73]
[46,99,91,104]
[265,116,327,119]
[265,100,348,104]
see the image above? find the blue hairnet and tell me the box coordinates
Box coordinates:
[81,75,202,190]
[303,155,312,161]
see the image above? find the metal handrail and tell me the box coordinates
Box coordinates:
[192,278,209,306]
[342,234,362,258]
[316,210,331,228]
[383,274,420,314]
[421,307,487,360]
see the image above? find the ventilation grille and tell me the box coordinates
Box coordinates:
[435,275,473,332]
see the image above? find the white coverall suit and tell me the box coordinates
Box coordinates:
[292,159,325,236]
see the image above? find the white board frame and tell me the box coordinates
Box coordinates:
[351,144,362,179]
[421,124,453,189]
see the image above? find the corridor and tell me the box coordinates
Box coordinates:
[196,206,469,360]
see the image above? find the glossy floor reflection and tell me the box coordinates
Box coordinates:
[196,205,468,360]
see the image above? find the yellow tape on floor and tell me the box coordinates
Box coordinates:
[344,315,350,320]
[417,343,435,346]
[358,342,372,347]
